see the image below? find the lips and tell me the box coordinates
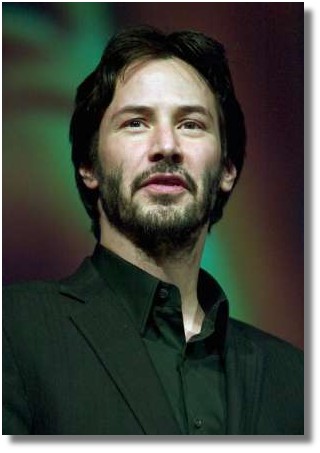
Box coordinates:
[140,173,189,190]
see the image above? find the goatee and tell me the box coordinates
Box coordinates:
[96,161,222,259]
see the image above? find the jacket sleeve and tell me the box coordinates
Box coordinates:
[3,330,32,434]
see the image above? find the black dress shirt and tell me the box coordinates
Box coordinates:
[92,244,229,434]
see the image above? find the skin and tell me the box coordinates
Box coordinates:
[80,57,237,340]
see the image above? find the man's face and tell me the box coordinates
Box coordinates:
[82,57,236,255]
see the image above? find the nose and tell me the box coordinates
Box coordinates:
[148,124,183,164]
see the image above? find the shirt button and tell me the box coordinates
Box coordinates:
[193,418,204,429]
[158,287,169,299]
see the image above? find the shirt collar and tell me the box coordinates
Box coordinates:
[91,244,229,353]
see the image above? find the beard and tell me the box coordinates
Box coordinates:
[96,160,222,259]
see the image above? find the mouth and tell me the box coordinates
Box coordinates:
[140,173,189,195]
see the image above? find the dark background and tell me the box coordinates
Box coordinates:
[3,3,304,348]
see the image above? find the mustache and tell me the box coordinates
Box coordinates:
[131,162,197,195]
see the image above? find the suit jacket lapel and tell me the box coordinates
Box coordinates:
[224,322,264,434]
[60,259,181,435]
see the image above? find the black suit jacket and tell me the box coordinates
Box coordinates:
[3,257,304,435]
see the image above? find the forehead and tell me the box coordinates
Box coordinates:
[109,57,217,111]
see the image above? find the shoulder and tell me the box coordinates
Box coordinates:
[3,259,98,351]
[3,279,60,312]
[3,257,94,309]
[4,279,59,298]
[2,256,110,328]
[228,319,303,434]
[3,257,92,324]
[3,279,70,335]
[228,317,303,366]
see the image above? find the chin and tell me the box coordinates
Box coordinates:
[137,201,192,217]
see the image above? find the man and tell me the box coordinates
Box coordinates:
[3,26,303,435]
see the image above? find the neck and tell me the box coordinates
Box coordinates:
[99,216,208,340]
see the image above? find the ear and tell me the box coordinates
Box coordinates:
[79,167,99,190]
[219,161,237,193]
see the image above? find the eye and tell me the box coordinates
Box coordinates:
[180,120,204,130]
[123,119,146,129]
[128,120,142,128]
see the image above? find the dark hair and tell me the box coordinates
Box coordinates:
[69,25,246,240]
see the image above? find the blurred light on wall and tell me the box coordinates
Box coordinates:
[3,3,304,348]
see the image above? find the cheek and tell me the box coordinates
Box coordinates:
[185,142,221,177]
[100,135,148,169]
[98,136,121,169]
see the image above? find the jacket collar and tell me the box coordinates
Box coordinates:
[59,258,181,435]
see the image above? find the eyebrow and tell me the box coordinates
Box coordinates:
[110,104,214,122]
[110,106,153,122]
[178,105,214,121]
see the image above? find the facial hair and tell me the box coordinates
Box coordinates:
[96,160,222,259]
